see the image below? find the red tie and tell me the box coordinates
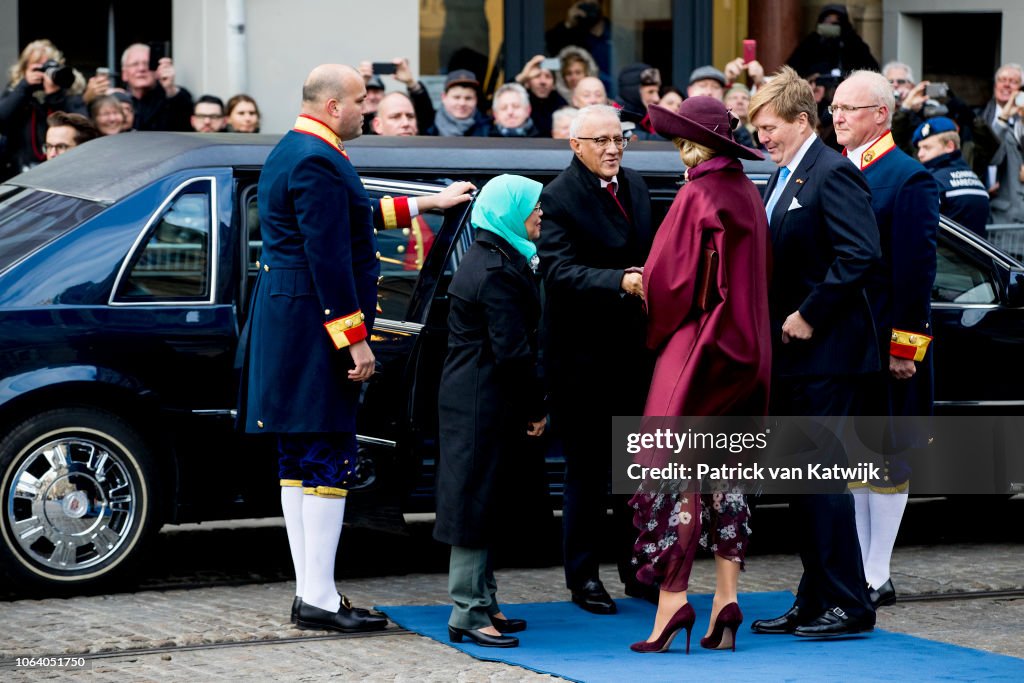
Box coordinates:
[606,182,629,221]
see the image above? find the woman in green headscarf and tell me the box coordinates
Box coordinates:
[434,174,548,649]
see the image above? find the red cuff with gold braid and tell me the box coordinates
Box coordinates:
[890,329,932,361]
[324,310,367,350]
[379,196,411,230]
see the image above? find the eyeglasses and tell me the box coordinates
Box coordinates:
[827,104,881,115]
[888,78,910,86]
[43,143,73,154]
[576,136,628,150]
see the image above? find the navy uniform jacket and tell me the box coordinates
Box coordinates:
[242,115,380,434]
[923,151,990,237]
[765,136,881,378]
[856,133,939,418]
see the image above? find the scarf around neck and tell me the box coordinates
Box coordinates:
[434,106,477,136]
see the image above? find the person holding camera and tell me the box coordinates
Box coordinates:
[120,42,193,132]
[0,39,87,180]
[545,1,612,92]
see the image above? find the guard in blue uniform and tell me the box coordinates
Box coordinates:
[242,64,386,634]
[835,71,939,610]
[912,116,990,237]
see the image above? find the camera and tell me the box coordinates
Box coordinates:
[35,59,75,89]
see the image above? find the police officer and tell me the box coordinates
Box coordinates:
[913,116,991,237]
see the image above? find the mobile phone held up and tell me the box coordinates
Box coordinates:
[148,41,170,71]
[540,57,561,72]
[372,62,398,75]
[742,39,757,64]
[925,82,949,99]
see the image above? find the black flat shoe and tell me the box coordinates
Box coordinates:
[291,594,385,624]
[448,625,519,648]
[296,600,388,633]
[751,605,804,634]
[794,607,874,638]
[571,579,617,615]
[491,615,527,633]
[869,579,896,609]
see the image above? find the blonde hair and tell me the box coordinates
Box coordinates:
[8,39,61,87]
[749,66,818,129]
[674,138,716,168]
[933,130,961,150]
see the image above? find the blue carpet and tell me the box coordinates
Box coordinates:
[378,592,1024,682]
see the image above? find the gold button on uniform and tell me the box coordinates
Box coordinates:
[397,245,406,254]
[324,309,331,316]
[375,251,381,259]
[402,228,410,236]
[345,319,353,328]
[256,260,261,268]
[257,420,264,429]
[264,264,270,272]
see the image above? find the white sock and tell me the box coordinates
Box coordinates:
[301,494,346,612]
[280,486,305,597]
[864,490,908,589]
[852,487,870,570]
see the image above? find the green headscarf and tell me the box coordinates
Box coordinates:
[470,174,542,264]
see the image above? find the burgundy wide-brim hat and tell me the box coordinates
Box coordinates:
[649,99,763,161]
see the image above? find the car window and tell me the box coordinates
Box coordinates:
[113,179,214,302]
[0,186,104,273]
[933,238,997,304]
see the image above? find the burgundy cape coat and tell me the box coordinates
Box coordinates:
[642,156,771,422]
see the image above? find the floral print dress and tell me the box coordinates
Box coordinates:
[630,483,751,592]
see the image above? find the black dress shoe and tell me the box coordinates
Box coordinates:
[490,615,527,633]
[291,594,385,625]
[751,605,804,634]
[571,579,617,615]
[869,579,896,609]
[794,607,874,638]
[448,625,519,648]
[296,600,388,633]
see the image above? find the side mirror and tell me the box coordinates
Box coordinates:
[1007,269,1024,307]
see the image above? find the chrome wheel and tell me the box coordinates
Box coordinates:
[7,434,138,572]
[1,409,156,588]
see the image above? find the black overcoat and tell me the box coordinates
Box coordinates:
[433,232,545,548]
[536,155,654,418]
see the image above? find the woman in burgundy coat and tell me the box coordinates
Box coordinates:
[628,99,771,654]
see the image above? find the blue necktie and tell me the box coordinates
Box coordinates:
[765,166,791,223]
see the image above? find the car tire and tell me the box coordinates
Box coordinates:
[0,408,160,592]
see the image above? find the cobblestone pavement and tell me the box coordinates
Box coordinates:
[2,542,1021,681]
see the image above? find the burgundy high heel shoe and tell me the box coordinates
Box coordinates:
[700,602,743,651]
[630,602,696,654]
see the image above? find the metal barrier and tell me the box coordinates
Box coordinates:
[985,224,1024,262]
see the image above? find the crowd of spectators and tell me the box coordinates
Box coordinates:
[0,39,262,181]
[0,2,1016,229]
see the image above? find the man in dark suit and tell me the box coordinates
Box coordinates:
[537,104,654,614]
[748,66,879,637]
[833,70,938,610]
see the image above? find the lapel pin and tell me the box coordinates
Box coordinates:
[795,178,805,184]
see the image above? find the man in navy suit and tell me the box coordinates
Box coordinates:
[833,70,938,611]
[747,66,879,637]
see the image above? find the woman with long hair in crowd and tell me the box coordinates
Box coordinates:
[226,94,261,132]
[89,94,126,136]
[628,98,771,654]
[0,39,87,179]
